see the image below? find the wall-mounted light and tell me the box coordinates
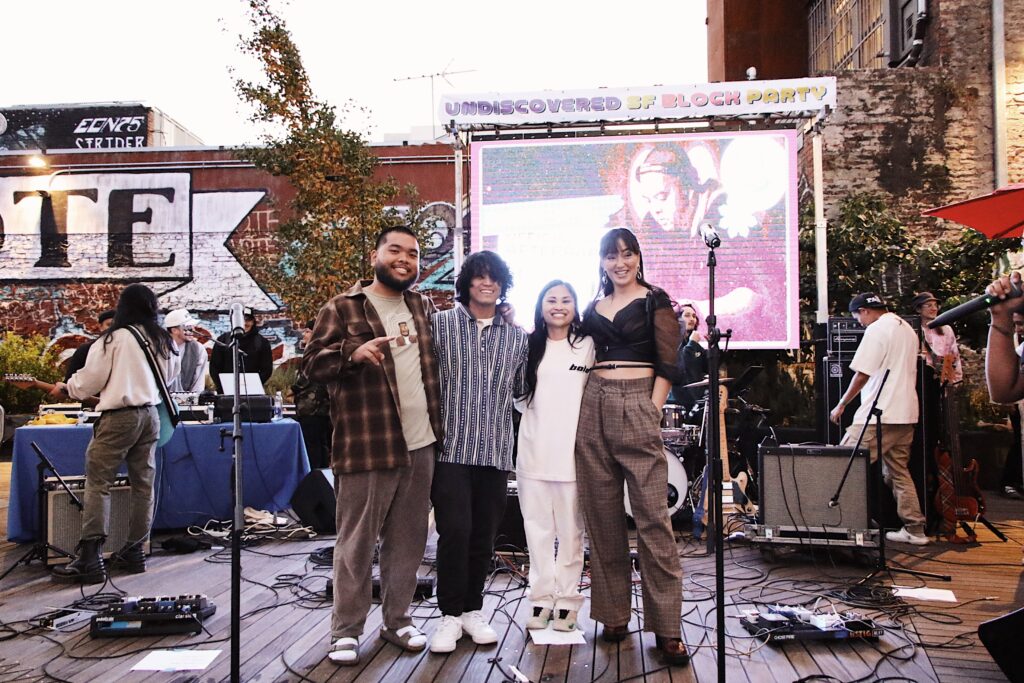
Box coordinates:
[28,154,47,169]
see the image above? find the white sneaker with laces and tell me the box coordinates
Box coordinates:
[886,527,930,545]
[461,610,498,644]
[430,615,463,654]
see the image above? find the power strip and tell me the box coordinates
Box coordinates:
[33,609,94,630]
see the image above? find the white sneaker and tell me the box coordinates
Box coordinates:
[461,610,498,644]
[886,527,930,546]
[526,606,552,630]
[430,615,463,654]
[552,608,578,632]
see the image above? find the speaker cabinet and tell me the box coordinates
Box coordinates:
[979,607,1024,682]
[821,356,861,444]
[46,476,150,565]
[495,480,527,551]
[758,444,874,543]
[290,468,336,534]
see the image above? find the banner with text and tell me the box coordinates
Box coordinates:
[442,77,836,127]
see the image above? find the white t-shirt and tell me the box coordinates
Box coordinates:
[849,312,919,425]
[515,335,595,482]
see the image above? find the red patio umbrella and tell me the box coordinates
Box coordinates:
[923,183,1024,238]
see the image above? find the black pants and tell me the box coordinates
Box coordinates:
[431,462,508,616]
[297,415,333,470]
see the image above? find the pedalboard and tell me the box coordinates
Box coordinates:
[90,594,216,638]
[740,604,883,643]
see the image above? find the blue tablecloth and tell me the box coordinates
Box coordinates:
[6,419,310,543]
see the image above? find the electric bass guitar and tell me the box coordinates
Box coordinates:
[932,356,985,543]
[693,385,731,540]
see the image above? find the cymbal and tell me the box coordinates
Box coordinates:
[682,377,735,389]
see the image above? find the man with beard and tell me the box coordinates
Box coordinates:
[302,226,443,666]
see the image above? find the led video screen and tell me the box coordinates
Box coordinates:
[471,130,800,348]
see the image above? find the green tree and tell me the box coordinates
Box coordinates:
[0,334,62,413]
[799,192,1017,346]
[233,0,434,322]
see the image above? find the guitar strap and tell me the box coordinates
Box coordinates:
[124,325,180,431]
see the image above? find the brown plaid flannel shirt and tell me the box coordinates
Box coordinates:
[302,280,443,473]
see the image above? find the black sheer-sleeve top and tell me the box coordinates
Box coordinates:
[581,287,681,383]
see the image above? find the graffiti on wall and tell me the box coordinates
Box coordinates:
[0,172,276,311]
[0,172,460,373]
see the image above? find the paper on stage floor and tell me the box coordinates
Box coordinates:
[528,627,587,645]
[132,649,221,671]
[892,585,957,602]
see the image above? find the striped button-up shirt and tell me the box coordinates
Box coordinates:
[303,281,443,474]
[433,304,528,471]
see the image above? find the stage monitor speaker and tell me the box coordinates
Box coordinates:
[290,468,336,534]
[978,607,1024,682]
[759,444,872,532]
[46,476,150,565]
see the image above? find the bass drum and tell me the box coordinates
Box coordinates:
[624,449,689,523]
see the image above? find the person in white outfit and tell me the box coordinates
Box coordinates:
[515,280,595,632]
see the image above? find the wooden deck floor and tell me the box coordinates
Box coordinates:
[0,460,1020,682]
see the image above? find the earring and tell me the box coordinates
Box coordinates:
[601,272,609,285]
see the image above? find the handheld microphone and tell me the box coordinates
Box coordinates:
[928,284,1023,328]
[229,303,246,338]
[699,222,721,249]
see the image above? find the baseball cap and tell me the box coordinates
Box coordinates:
[243,306,255,319]
[163,308,197,329]
[848,292,887,313]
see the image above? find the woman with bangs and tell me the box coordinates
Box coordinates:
[515,280,594,634]
[575,227,689,666]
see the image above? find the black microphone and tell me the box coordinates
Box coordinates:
[698,222,721,249]
[229,303,246,338]
[929,284,1023,328]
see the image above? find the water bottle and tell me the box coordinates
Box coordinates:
[273,391,284,421]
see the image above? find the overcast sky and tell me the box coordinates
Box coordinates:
[2,0,709,145]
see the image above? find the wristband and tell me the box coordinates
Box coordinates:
[991,321,1014,338]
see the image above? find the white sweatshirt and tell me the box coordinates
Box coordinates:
[67,327,178,412]
[515,336,595,482]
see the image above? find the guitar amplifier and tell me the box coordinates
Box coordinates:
[46,476,151,565]
[754,444,878,547]
[213,395,274,423]
[826,315,921,357]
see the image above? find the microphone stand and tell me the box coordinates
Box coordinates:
[228,328,245,683]
[829,371,949,583]
[0,442,78,581]
[701,231,729,682]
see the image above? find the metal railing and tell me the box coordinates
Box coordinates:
[809,0,888,72]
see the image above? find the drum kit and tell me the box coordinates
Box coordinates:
[623,369,767,526]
